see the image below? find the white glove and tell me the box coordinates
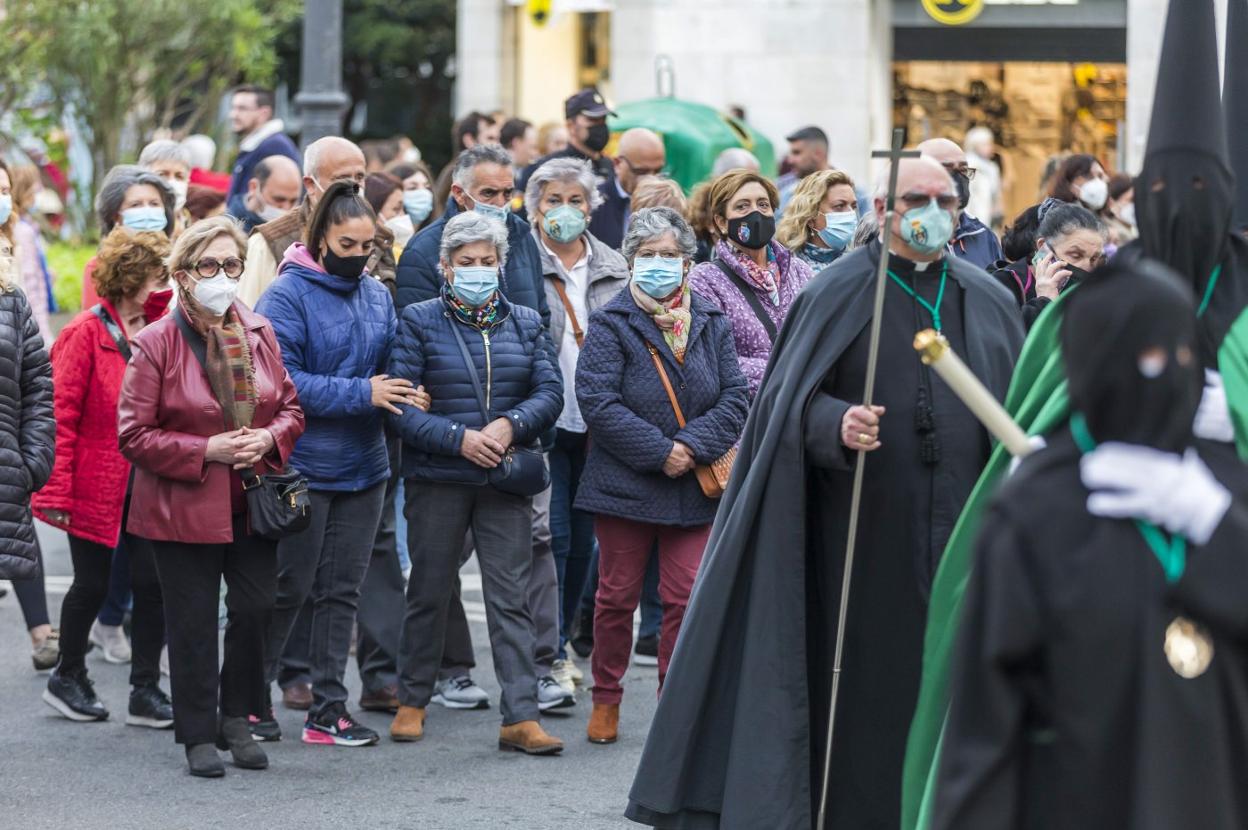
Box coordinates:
[1008,435,1047,477]
[1080,442,1232,545]
[1193,369,1235,443]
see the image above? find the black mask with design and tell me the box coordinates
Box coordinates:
[1062,258,1202,452]
[585,123,610,153]
[953,171,971,211]
[322,247,370,280]
[726,211,776,251]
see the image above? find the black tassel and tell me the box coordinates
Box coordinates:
[920,431,942,466]
[915,384,941,466]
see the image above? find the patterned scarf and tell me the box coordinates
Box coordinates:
[442,282,500,330]
[718,239,781,305]
[181,289,256,430]
[630,280,692,363]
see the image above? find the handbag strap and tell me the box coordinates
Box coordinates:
[447,315,492,424]
[551,278,584,349]
[646,343,687,429]
[713,257,778,343]
[91,304,132,361]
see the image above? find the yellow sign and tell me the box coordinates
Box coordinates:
[527,0,552,26]
[921,0,984,25]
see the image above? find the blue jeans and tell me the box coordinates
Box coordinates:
[97,538,132,627]
[549,429,596,658]
[395,478,411,573]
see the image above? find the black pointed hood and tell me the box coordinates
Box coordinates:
[1135,0,1233,290]
[1226,0,1248,230]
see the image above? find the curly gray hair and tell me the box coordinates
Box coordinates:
[94,164,176,235]
[138,139,192,171]
[451,144,514,191]
[523,157,603,221]
[439,211,510,270]
[621,207,697,263]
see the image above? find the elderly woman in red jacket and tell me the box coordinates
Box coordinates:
[118,215,304,779]
[34,227,175,728]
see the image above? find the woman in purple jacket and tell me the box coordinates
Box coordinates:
[687,170,814,398]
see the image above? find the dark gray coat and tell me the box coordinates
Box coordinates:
[0,287,54,579]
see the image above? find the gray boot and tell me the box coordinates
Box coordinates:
[186,743,225,778]
[217,716,269,770]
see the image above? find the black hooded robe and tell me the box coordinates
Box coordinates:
[626,242,1024,829]
[930,433,1248,830]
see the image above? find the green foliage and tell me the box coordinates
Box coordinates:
[45,240,96,314]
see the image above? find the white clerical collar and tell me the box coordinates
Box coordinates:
[887,247,944,271]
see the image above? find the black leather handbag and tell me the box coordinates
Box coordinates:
[448,314,550,497]
[174,310,311,539]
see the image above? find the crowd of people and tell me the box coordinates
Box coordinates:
[0,33,1236,824]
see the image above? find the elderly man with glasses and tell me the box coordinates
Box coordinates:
[918,137,1005,271]
[587,128,666,251]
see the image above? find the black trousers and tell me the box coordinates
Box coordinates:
[59,511,164,688]
[13,536,49,630]
[149,516,276,746]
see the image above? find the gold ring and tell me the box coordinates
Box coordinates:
[858,432,872,444]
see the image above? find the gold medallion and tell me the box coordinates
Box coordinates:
[1164,617,1214,679]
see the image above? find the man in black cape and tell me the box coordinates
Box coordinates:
[626,157,1023,829]
[930,259,1248,830]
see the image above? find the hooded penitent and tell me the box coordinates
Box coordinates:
[1225,0,1248,232]
[1062,259,1202,453]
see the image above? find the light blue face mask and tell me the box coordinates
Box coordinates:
[403,189,434,224]
[121,206,167,232]
[471,196,509,225]
[899,199,955,256]
[633,256,685,299]
[542,204,587,244]
[817,209,857,251]
[0,194,11,226]
[452,265,500,307]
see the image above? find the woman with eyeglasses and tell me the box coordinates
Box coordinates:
[118,216,305,778]
[994,201,1106,329]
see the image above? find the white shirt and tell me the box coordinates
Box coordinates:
[543,238,592,433]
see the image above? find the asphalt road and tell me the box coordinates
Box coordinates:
[0,523,658,829]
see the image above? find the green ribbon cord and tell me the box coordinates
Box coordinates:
[1198,264,1222,318]
[1069,412,1187,582]
[888,260,949,333]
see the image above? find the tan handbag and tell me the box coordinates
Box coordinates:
[646,344,737,499]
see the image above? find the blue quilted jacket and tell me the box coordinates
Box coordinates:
[386,292,563,485]
[256,245,395,491]
[575,288,749,527]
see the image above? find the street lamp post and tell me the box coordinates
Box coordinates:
[294,0,350,150]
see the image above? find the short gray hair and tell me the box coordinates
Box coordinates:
[523,157,604,219]
[850,210,879,250]
[621,207,696,263]
[138,139,191,171]
[439,211,510,269]
[711,148,760,177]
[95,164,176,235]
[451,144,514,190]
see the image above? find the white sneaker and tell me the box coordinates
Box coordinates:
[536,675,575,712]
[431,675,490,710]
[551,658,581,693]
[89,621,132,664]
[160,645,169,677]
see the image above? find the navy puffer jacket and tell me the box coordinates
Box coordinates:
[575,288,749,527]
[256,245,395,491]
[386,292,563,485]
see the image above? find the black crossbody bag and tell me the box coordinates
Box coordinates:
[173,311,310,539]
[713,257,779,343]
[447,314,549,497]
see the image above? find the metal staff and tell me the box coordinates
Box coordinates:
[816,128,919,830]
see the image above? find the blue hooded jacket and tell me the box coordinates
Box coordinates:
[256,243,395,491]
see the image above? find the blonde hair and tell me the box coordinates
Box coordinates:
[776,169,856,250]
[630,177,687,216]
[168,215,247,277]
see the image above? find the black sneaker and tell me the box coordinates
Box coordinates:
[126,684,174,729]
[43,667,109,722]
[248,707,282,742]
[633,634,659,667]
[302,704,380,747]
[570,610,594,659]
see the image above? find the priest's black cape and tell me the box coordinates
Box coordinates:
[928,432,1248,830]
[626,241,1024,830]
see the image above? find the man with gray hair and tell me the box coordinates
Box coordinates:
[919,137,1004,271]
[711,147,761,178]
[138,139,192,212]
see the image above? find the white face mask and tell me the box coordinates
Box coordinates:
[257,200,285,222]
[190,271,239,316]
[386,213,415,248]
[167,179,188,212]
[1077,178,1108,211]
[1120,202,1137,227]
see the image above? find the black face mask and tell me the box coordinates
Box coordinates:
[726,211,776,251]
[322,246,370,280]
[584,123,610,153]
[1061,263,1091,291]
[953,171,971,211]
[1062,258,1202,452]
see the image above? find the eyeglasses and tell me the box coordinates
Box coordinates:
[941,163,977,181]
[620,157,668,178]
[898,193,961,211]
[191,257,244,279]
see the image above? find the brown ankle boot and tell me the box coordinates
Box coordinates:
[390,706,426,742]
[498,720,564,755]
[587,702,619,744]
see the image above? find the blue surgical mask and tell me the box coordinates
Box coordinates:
[403,188,434,224]
[542,204,587,244]
[451,265,500,306]
[633,256,685,299]
[899,200,955,256]
[0,194,11,226]
[817,210,857,251]
[471,196,509,225]
[121,206,167,232]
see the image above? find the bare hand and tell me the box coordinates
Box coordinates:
[841,405,886,452]
[232,427,276,469]
[44,509,70,526]
[662,441,697,478]
[370,374,426,415]
[205,429,248,465]
[480,417,514,450]
[1034,251,1071,301]
[411,384,432,413]
[461,429,506,469]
